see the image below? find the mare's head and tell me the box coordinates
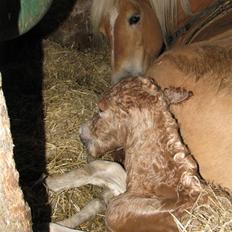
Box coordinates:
[79,76,192,157]
[91,0,163,84]
[91,0,201,83]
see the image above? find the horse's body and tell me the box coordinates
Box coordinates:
[78,77,205,232]
[149,4,232,190]
[147,33,232,189]
[91,0,218,83]
[91,0,232,190]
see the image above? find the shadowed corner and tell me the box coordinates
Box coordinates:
[36,0,106,50]
[0,30,50,231]
[0,0,20,41]
[0,0,79,231]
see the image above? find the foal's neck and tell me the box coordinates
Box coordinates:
[124,108,201,198]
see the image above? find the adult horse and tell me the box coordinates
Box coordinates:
[91,0,219,83]
[91,0,232,190]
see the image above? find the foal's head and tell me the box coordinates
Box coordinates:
[91,0,163,84]
[79,76,192,158]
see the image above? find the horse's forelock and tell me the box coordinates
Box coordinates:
[90,0,191,44]
[90,0,119,32]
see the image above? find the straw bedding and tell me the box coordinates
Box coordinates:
[42,40,110,231]
[1,32,232,232]
[42,40,232,232]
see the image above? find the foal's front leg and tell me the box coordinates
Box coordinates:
[56,189,113,228]
[49,223,85,232]
[46,160,126,195]
[46,160,126,229]
[35,222,85,232]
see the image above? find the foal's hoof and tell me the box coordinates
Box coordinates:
[45,176,60,192]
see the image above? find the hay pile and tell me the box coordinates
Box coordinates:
[42,40,110,231]
[177,185,232,232]
[41,39,232,232]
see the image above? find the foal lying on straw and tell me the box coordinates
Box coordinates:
[47,76,207,232]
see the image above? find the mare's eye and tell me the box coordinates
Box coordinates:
[128,15,140,25]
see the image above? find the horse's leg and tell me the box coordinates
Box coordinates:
[56,198,105,228]
[46,160,126,229]
[106,193,178,232]
[49,223,85,232]
[46,160,126,194]
[34,223,85,232]
[56,189,113,228]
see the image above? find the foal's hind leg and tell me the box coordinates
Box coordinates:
[106,193,178,232]
[46,160,126,229]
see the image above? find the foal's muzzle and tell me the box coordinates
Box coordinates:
[79,123,98,158]
[79,124,92,148]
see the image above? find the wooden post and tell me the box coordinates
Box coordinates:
[0,73,32,231]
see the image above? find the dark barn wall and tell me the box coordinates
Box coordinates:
[38,0,105,50]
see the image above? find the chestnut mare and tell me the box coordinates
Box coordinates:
[91,0,232,190]
[91,0,218,83]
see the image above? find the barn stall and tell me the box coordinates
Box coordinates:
[0,0,232,231]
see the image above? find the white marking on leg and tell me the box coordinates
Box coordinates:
[49,223,85,232]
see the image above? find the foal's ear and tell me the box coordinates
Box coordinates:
[164,87,193,104]
[98,98,109,112]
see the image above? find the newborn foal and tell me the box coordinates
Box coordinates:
[47,76,204,231]
[80,77,204,232]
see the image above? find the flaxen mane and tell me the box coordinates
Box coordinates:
[90,0,117,32]
[149,0,193,40]
[91,0,192,44]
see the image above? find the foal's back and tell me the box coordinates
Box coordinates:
[146,34,232,189]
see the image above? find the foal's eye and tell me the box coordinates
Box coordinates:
[128,15,140,25]
[98,107,106,117]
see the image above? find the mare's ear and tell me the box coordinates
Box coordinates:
[164,87,193,104]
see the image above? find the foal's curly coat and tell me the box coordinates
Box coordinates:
[80,76,205,232]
